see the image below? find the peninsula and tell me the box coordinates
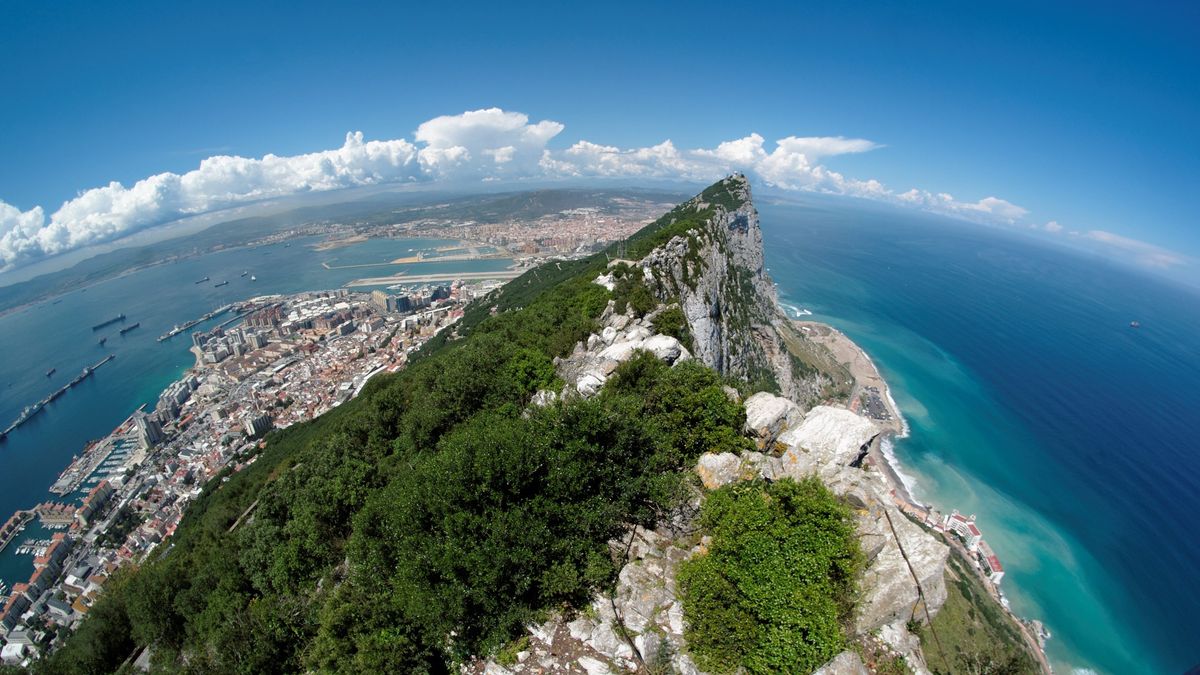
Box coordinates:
[6,176,1044,674]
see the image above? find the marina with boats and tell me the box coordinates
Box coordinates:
[49,412,143,496]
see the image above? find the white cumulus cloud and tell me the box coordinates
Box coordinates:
[0,107,1183,273]
[1084,230,1184,268]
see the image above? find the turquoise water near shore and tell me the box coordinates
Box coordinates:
[761,200,1200,674]
[0,236,513,589]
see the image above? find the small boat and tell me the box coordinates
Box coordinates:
[46,368,56,377]
[1130,320,1141,328]
[98,336,107,346]
[194,276,210,284]
[250,275,257,281]
[240,271,248,277]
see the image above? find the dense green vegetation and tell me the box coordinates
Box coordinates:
[917,552,1040,675]
[95,507,143,549]
[678,478,864,674]
[651,304,693,348]
[35,180,755,675]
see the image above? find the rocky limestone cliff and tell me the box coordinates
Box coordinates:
[632,175,828,403]
[480,177,950,675]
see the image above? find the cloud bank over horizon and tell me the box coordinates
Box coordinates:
[0,108,1183,274]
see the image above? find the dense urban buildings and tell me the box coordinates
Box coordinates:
[0,283,485,664]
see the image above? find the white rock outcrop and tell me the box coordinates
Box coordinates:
[814,650,870,675]
[778,406,878,480]
[641,334,690,364]
[742,391,802,448]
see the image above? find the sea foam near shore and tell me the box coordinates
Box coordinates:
[781,302,812,317]
[880,436,921,499]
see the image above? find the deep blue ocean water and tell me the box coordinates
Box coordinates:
[761,199,1200,674]
[0,236,512,589]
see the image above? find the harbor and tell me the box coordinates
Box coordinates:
[0,512,33,556]
[49,413,143,496]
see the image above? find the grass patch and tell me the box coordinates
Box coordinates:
[679,478,863,674]
[918,552,1040,674]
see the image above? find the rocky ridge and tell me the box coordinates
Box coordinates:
[477,176,949,674]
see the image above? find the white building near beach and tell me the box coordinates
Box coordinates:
[945,511,983,551]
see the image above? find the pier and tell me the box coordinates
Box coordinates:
[158,304,233,341]
[1,354,116,438]
[0,511,34,554]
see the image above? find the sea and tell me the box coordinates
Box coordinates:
[761,198,1200,674]
[0,236,512,591]
[1,201,1197,674]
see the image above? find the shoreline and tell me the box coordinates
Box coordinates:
[792,319,921,505]
[792,317,1053,672]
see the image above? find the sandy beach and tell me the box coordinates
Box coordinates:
[793,321,904,434]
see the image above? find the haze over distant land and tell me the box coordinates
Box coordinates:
[1,109,1193,287]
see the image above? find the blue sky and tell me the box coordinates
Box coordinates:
[1,0,1197,281]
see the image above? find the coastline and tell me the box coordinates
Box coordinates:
[792,317,1053,673]
[791,320,921,501]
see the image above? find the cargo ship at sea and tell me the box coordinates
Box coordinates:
[91,314,126,331]
[119,322,140,335]
[194,276,209,284]
[45,368,56,378]
[214,280,229,287]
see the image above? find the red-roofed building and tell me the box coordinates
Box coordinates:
[944,511,983,551]
[977,541,1005,584]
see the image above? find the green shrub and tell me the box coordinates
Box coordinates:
[651,304,692,348]
[678,478,863,674]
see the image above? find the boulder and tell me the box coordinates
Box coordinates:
[598,340,644,363]
[593,273,616,292]
[696,452,743,489]
[624,325,652,343]
[814,650,870,675]
[530,390,558,407]
[642,334,686,363]
[576,372,607,397]
[743,392,802,447]
[778,406,878,475]
[741,450,785,482]
[577,656,612,675]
